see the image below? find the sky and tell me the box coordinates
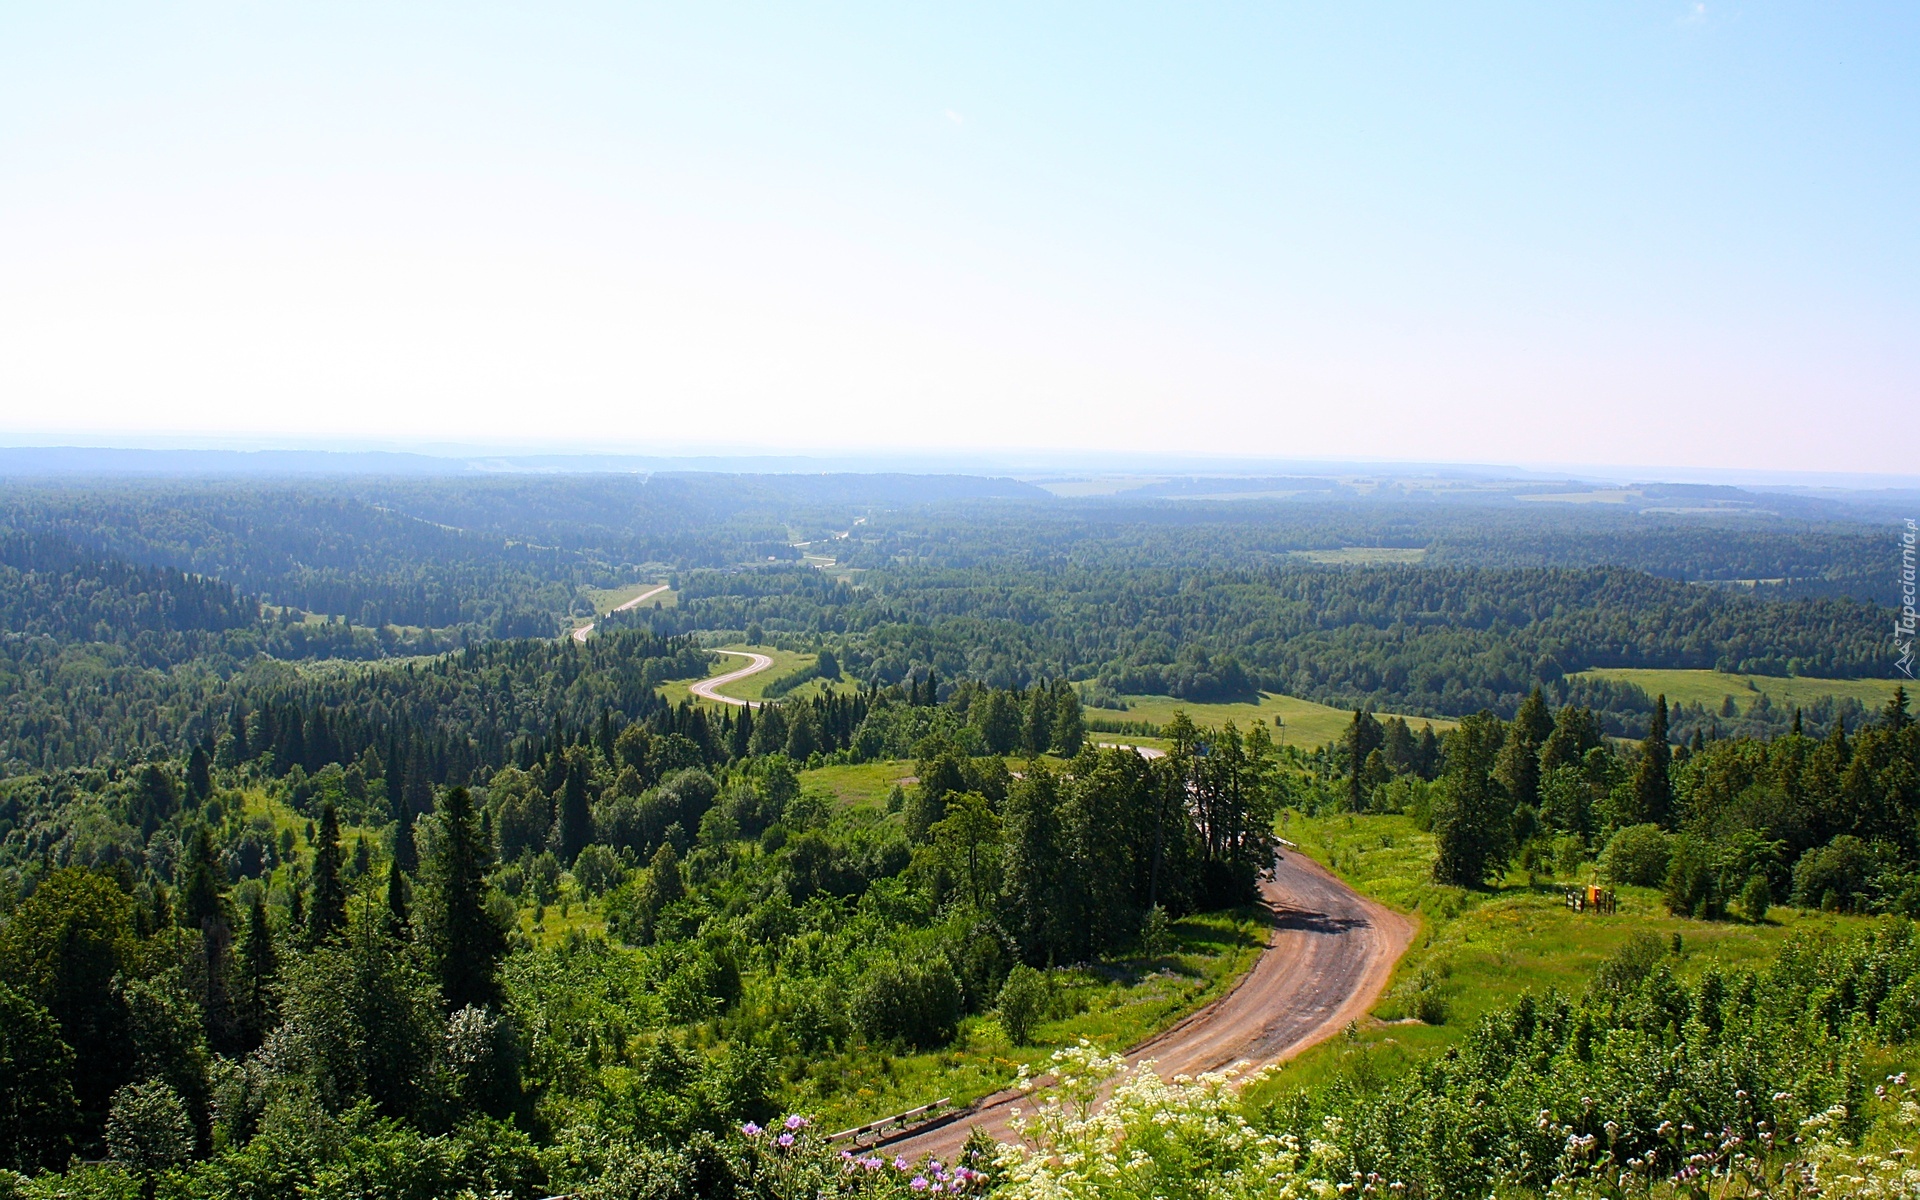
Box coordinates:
[0,3,1914,473]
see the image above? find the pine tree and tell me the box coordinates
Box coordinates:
[1344,710,1384,812]
[385,859,412,940]
[1496,688,1552,814]
[393,803,418,876]
[308,802,348,944]
[553,751,592,864]
[1629,695,1673,827]
[178,824,224,931]
[1887,685,1913,731]
[422,786,506,1012]
[1431,713,1513,888]
[185,744,213,806]
[235,895,278,1051]
[730,704,753,760]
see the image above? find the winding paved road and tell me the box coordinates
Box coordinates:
[571,582,671,643]
[689,648,775,707]
[877,849,1414,1159]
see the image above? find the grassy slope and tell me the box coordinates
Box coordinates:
[584,582,677,614]
[1246,809,1901,1103]
[1571,667,1907,714]
[1101,693,1457,750]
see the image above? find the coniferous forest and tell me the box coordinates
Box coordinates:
[1,470,1917,1200]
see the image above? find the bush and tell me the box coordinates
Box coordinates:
[1741,872,1772,923]
[572,845,625,897]
[996,966,1048,1045]
[104,1080,192,1180]
[1600,823,1671,886]
[1792,835,1878,912]
[1663,835,1720,918]
[1139,906,1173,957]
[849,957,962,1049]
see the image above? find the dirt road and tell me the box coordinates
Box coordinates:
[689,649,775,707]
[571,583,670,643]
[877,851,1414,1159]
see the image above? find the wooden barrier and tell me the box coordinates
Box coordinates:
[828,1097,954,1145]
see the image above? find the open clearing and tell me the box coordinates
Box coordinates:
[1570,667,1907,714]
[1099,692,1457,749]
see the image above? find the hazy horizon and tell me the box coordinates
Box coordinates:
[2,4,1913,472]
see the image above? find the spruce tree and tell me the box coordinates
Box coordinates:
[393,803,418,876]
[1344,710,1384,812]
[236,895,278,1051]
[554,752,592,864]
[185,744,213,806]
[307,802,348,944]
[422,786,506,1012]
[1431,713,1513,887]
[1630,695,1673,827]
[177,824,224,931]
[385,859,412,940]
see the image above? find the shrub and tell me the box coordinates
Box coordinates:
[104,1080,192,1181]
[1741,871,1772,923]
[1792,835,1878,912]
[1600,823,1671,886]
[571,845,625,898]
[996,966,1048,1046]
[849,957,962,1049]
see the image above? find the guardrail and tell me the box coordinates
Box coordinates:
[828,1097,954,1145]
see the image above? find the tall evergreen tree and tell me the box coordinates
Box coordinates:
[308,803,348,944]
[185,744,213,806]
[1344,710,1384,812]
[553,750,592,864]
[235,895,279,1052]
[177,824,224,932]
[393,803,418,876]
[1431,713,1513,888]
[1630,695,1673,827]
[1495,687,1552,813]
[384,860,412,940]
[422,786,506,1012]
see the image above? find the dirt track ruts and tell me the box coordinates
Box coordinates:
[877,849,1414,1159]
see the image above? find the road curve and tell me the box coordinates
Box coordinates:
[878,851,1415,1160]
[571,583,671,643]
[689,649,775,707]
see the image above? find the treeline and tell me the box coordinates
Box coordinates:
[643,561,1891,726]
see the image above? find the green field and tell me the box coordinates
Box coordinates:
[583,580,676,614]
[1571,666,1908,714]
[800,759,919,808]
[1245,809,1897,1102]
[1101,692,1456,749]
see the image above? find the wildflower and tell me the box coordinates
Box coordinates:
[741,1122,763,1137]
[785,1114,808,1130]
[777,1133,794,1148]
[911,1176,930,1191]
[895,1157,910,1171]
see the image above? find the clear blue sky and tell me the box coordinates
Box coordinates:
[0,3,1913,472]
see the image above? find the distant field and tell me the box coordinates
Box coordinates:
[584,581,676,614]
[1103,692,1456,749]
[1290,546,1427,565]
[1570,667,1907,714]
